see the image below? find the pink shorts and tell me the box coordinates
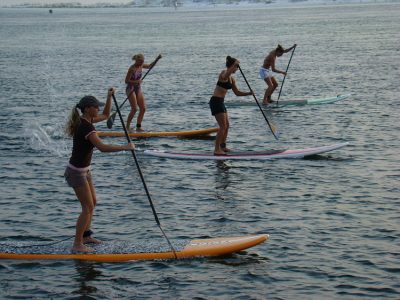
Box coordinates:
[64,166,92,188]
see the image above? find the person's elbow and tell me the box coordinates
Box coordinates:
[96,114,109,122]
[96,145,107,152]
[95,142,111,153]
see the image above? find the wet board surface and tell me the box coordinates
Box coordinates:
[143,142,349,160]
[0,234,268,262]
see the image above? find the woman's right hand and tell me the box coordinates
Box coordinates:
[108,87,115,96]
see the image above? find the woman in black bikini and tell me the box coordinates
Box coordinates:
[65,87,135,254]
[209,56,253,155]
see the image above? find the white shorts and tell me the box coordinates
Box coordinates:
[259,67,273,80]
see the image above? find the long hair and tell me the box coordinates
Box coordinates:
[65,106,82,137]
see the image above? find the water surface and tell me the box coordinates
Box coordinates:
[0,3,399,299]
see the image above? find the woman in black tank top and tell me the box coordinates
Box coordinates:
[209,56,253,155]
[65,88,135,254]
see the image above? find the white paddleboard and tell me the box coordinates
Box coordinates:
[227,94,351,107]
[143,142,349,160]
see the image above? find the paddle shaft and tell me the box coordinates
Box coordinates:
[238,66,279,140]
[277,46,296,103]
[107,56,161,129]
[111,94,177,258]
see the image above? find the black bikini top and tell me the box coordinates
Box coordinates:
[216,77,233,90]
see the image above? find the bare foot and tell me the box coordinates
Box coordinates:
[71,244,94,254]
[222,147,231,152]
[263,100,274,105]
[263,98,272,105]
[83,236,102,245]
[136,127,144,132]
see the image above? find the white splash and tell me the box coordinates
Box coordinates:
[24,122,70,157]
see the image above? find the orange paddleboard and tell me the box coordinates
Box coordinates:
[97,127,218,138]
[0,234,268,262]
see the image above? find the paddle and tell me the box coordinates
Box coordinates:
[238,65,280,140]
[107,54,162,129]
[111,93,177,258]
[277,45,296,104]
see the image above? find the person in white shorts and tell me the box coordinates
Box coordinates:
[260,44,296,104]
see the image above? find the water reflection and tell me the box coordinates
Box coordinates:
[73,261,102,297]
[209,251,269,267]
[214,161,231,201]
[215,161,231,189]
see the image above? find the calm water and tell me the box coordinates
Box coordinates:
[0,3,399,299]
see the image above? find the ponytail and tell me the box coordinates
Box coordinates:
[226,55,237,68]
[65,106,81,137]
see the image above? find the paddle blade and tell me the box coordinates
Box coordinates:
[106,112,117,129]
[269,121,280,139]
[263,108,280,139]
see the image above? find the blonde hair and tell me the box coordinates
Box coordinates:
[132,53,144,61]
[65,107,81,137]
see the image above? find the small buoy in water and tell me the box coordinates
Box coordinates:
[49,9,53,13]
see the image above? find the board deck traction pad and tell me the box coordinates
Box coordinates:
[0,234,268,262]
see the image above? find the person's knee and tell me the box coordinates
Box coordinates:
[220,124,229,133]
[130,107,138,115]
[82,203,94,215]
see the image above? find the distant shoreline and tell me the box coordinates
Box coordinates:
[1,0,399,9]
